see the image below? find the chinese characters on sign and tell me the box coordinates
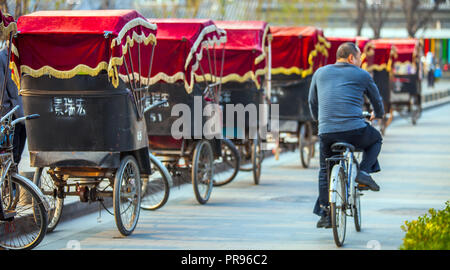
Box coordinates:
[52,97,86,117]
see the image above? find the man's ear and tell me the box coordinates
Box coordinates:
[347,54,354,64]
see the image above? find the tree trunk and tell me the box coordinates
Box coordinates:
[402,0,445,38]
[355,0,367,36]
[0,0,9,14]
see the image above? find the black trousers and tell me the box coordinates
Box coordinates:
[313,123,382,217]
[13,122,26,164]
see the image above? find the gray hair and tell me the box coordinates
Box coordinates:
[336,42,360,60]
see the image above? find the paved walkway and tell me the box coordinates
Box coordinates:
[35,101,450,250]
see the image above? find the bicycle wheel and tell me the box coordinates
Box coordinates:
[113,155,141,236]
[0,174,48,250]
[34,167,64,233]
[330,164,347,247]
[353,186,362,232]
[251,134,263,185]
[141,153,171,210]
[213,138,240,187]
[299,122,313,168]
[192,140,214,204]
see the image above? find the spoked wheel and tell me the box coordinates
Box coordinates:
[0,174,48,250]
[114,155,141,236]
[353,186,362,232]
[192,140,214,204]
[299,122,313,168]
[251,134,263,185]
[140,153,171,211]
[330,165,347,247]
[238,141,253,172]
[34,167,64,233]
[213,138,240,187]
[410,95,421,126]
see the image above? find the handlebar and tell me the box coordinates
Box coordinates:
[362,111,372,120]
[11,114,40,127]
[1,105,40,134]
[0,105,19,123]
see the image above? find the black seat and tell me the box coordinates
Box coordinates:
[331,142,356,152]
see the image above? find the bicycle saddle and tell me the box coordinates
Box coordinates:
[331,142,355,152]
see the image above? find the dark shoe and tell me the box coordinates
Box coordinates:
[316,215,332,228]
[356,171,380,191]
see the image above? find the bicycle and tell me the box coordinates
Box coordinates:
[0,105,49,250]
[326,112,373,247]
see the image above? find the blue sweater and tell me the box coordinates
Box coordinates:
[308,62,385,135]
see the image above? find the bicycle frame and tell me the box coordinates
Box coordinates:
[327,148,358,217]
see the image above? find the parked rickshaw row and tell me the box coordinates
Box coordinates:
[0,8,423,249]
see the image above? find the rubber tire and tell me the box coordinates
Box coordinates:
[33,167,64,233]
[113,155,141,236]
[330,165,347,247]
[299,122,313,168]
[353,188,362,232]
[0,175,48,250]
[140,153,171,210]
[213,138,240,187]
[192,140,214,204]
[252,135,263,185]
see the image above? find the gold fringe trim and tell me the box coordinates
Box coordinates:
[0,20,17,39]
[318,35,331,49]
[185,25,227,71]
[254,24,271,65]
[121,71,194,93]
[366,58,393,72]
[194,68,267,89]
[271,38,329,77]
[111,18,157,51]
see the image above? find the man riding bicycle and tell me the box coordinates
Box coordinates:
[308,42,385,228]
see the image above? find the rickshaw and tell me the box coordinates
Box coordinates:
[194,21,272,185]
[364,40,399,134]
[12,10,158,236]
[383,39,422,126]
[325,36,371,66]
[270,26,330,168]
[144,19,228,203]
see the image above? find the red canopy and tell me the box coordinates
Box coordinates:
[366,38,420,74]
[11,10,157,89]
[195,21,270,89]
[270,26,330,78]
[325,36,371,65]
[0,10,16,38]
[382,39,420,64]
[146,18,226,93]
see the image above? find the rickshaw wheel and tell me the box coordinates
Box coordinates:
[140,153,171,211]
[192,140,214,204]
[213,138,240,187]
[238,142,253,172]
[252,134,263,185]
[34,167,64,233]
[299,122,313,168]
[113,155,141,236]
[410,95,421,126]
